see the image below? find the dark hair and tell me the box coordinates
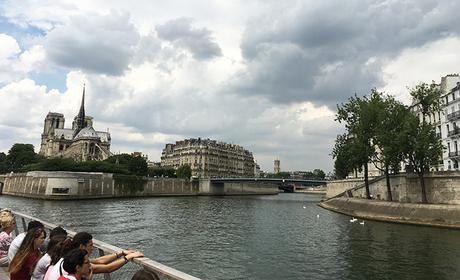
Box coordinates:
[46,235,67,254]
[9,227,45,274]
[27,220,44,231]
[73,232,92,247]
[62,248,88,274]
[131,269,160,280]
[50,226,68,239]
[50,237,74,265]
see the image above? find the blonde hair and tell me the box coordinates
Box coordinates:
[0,211,15,229]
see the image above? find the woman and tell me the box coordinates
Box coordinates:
[9,227,46,280]
[58,249,92,280]
[32,235,67,280]
[0,211,16,266]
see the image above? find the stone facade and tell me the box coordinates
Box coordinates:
[160,138,256,178]
[39,86,111,161]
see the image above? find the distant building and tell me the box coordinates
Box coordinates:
[160,138,256,178]
[440,74,460,170]
[274,159,280,174]
[39,86,111,161]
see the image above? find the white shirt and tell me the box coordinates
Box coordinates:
[7,232,25,262]
[47,258,69,280]
[32,253,51,280]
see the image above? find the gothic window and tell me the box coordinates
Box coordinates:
[55,119,59,128]
[59,145,63,151]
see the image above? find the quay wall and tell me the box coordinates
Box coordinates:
[319,197,460,229]
[325,172,460,205]
[1,171,278,199]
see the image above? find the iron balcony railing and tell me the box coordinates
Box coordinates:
[449,151,460,158]
[447,111,460,121]
[10,210,201,280]
[447,128,460,137]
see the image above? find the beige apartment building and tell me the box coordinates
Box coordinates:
[160,138,256,178]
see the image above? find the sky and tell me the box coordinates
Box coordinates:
[1,0,460,173]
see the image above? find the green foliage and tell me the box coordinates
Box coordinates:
[272,172,291,179]
[105,154,134,165]
[409,82,443,122]
[147,166,176,178]
[7,143,39,171]
[128,156,148,176]
[176,164,192,179]
[0,152,8,173]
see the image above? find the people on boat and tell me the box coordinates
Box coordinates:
[8,220,45,262]
[0,210,16,266]
[57,248,92,280]
[47,231,144,279]
[9,227,46,280]
[32,228,68,280]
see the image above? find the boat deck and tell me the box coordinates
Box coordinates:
[1,266,9,279]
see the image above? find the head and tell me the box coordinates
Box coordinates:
[27,220,44,231]
[46,235,67,255]
[9,227,46,274]
[131,269,160,280]
[50,226,68,239]
[62,249,91,278]
[73,232,94,255]
[0,212,15,232]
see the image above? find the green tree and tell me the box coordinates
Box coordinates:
[405,83,443,203]
[336,91,381,198]
[0,152,7,173]
[312,169,326,180]
[105,154,134,165]
[176,164,192,179]
[371,94,408,201]
[7,143,39,171]
[128,156,148,176]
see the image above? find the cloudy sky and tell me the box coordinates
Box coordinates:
[1,0,460,173]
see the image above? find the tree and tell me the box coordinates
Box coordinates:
[371,94,408,201]
[336,91,381,198]
[128,156,148,176]
[148,166,176,178]
[405,83,443,203]
[7,143,39,171]
[176,164,192,179]
[0,152,7,173]
[402,114,442,204]
[312,169,326,180]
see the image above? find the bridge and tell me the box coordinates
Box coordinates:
[206,178,327,193]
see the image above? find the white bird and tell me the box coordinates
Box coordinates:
[316,214,320,219]
[302,206,306,209]
[360,221,365,225]
[350,217,358,223]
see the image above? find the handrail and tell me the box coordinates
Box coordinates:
[10,210,202,280]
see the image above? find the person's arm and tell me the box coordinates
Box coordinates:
[91,251,144,274]
[91,249,135,265]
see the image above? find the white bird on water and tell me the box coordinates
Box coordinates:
[350,217,358,223]
[302,206,306,209]
[316,214,319,219]
[360,220,365,225]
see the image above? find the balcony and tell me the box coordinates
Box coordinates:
[447,128,460,137]
[447,111,460,121]
[449,151,460,159]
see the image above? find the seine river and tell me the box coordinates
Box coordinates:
[1,193,459,279]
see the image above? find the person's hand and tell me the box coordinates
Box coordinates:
[121,249,136,255]
[126,251,144,260]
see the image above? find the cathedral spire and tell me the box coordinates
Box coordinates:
[73,84,87,137]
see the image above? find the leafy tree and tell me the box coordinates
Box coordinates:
[148,166,176,178]
[405,83,443,203]
[7,143,39,171]
[0,152,7,173]
[371,94,408,201]
[336,91,382,198]
[105,154,134,165]
[312,169,326,180]
[176,164,192,179]
[128,156,148,176]
[273,171,291,179]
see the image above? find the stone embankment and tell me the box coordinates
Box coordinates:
[319,197,460,229]
[1,171,278,200]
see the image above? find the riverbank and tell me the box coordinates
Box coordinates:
[319,197,460,229]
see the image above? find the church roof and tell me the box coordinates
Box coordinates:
[74,126,99,139]
[55,129,74,140]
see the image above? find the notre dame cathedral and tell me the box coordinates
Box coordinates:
[39,86,112,161]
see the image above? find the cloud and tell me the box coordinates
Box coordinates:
[156,18,222,60]
[44,11,139,75]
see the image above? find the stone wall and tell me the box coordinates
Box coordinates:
[326,172,460,205]
[320,197,460,229]
[1,171,278,199]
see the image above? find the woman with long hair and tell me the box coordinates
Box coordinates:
[9,227,46,280]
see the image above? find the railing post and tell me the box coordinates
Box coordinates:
[21,217,27,232]
[98,248,112,280]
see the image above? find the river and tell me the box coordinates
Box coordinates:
[0,193,459,279]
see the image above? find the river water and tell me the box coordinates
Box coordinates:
[0,193,459,280]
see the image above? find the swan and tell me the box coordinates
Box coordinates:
[360,221,365,225]
[350,217,358,223]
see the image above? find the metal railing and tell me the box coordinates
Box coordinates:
[10,210,201,280]
[447,111,460,121]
